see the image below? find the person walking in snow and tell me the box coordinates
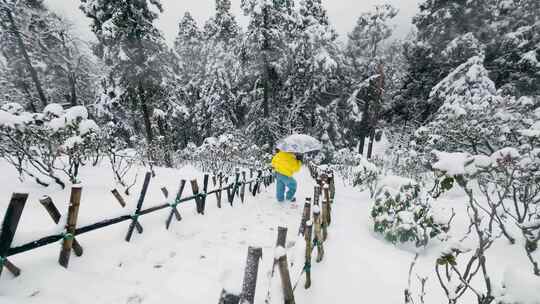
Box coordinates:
[271,149,303,203]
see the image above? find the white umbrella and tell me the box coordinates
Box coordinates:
[276,134,322,153]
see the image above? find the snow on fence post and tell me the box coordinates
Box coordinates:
[39,196,83,257]
[110,189,127,207]
[265,226,289,302]
[59,186,83,268]
[0,193,28,277]
[239,246,263,304]
[125,172,152,242]
[328,172,336,200]
[299,198,312,236]
[165,180,185,230]
[304,221,313,289]
[277,246,295,304]
[313,204,325,263]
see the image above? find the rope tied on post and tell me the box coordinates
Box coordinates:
[62,233,75,241]
[303,261,311,272]
[131,214,140,221]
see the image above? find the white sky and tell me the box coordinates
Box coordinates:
[45,0,420,45]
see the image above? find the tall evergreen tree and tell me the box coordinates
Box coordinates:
[80,0,170,162]
[241,0,297,148]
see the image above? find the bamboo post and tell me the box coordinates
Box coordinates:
[160,187,169,199]
[165,180,185,229]
[212,174,217,187]
[304,221,313,289]
[323,184,332,226]
[202,174,210,212]
[239,246,263,304]
[125,172,152,242]
[277,248,295,304]
[228,170,240,206]
[240,171,246,203]
[59,186,82,268]
[0,193,28,277]
[248,169,254,192]
[191,179,204,215]
[313,185,321,207]
[257,170,262,194]
[313,204,325,263]
[328,172,336,200]
[110,189,127,207]
[216,173,223,208]
[39,196,83,256]
[264,226,288,303]
[298,198,312,236]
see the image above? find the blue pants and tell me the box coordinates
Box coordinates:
[275,173,297,202]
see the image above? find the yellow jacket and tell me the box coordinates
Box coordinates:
[272,151,302,177]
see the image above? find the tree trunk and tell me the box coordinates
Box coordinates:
[4,7,48,108]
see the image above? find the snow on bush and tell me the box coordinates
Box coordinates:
[177,132,270,175]
[352,155,380,198]
[371,176,453,248]
[0,104,100,187]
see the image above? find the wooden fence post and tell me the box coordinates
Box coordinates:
[304,221,313,289]
[227,172,239,206]
[59,186,82,268]
[165,180,185,229]
[239,246,263,304]
[328,172,336,200]
[125,171,152,242]
[39,196,83,256]
[216,173,223,208]
[298,198,312,236]
[264,226,288,303]
[277,247,295,304]
[191,180,204,215]
[0,193,28,277]
[203,174,209,207]
[110,189,127,207]
[313,204,325,263]
[323,184,332,226]
[240,171,246,203]
[252,170,262,196]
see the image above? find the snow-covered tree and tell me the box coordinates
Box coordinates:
[80,0,171,164]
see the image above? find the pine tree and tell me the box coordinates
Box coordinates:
[241,0,297,148]
[346,4,397,157]
[80,0,170,162]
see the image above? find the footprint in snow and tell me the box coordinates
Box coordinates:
[126,294,144,304]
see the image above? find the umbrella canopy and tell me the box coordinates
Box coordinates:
[276,134,322,153]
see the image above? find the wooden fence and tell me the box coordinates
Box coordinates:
[218,162,336,304]
[0,167,275,278]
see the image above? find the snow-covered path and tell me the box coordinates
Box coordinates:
[294,179,414,303]
[5,162,534,304]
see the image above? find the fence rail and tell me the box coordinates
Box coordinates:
[218,162,336,304]
[0,166,275,278]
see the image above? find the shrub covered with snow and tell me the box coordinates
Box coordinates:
[371,176,452,247]
[177,132,270,174]
[0,104,100,187]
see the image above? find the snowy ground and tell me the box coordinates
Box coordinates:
[1,160,539,303]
